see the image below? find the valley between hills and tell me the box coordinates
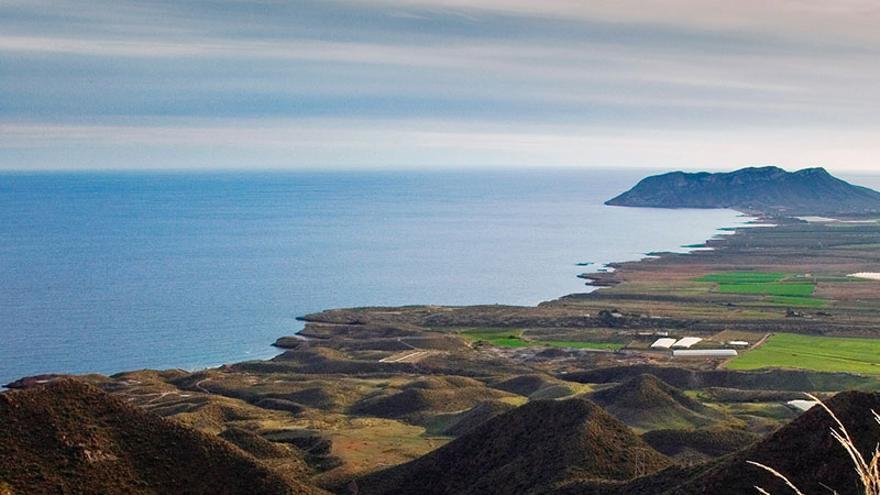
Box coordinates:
[5,168,880,495]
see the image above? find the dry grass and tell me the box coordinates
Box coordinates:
[749,393,880,494]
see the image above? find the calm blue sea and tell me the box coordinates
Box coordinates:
[0,168,800,384]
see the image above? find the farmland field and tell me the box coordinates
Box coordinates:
[538,340,623,351]
[717,282,815,297]
[459,329,623,350]
[696,271,826,305]
[727,333,880,375]
[766,296,828,308]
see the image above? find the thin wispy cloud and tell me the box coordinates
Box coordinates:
[2,1,880,170]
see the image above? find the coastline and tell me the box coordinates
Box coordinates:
[7,207,880,487]
[3,208,757,387]
[0,170,747,385]
[575,210,759,290]
[5,206,875,390]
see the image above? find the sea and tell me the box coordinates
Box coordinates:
[3,168,872,385]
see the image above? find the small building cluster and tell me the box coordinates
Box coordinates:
[650,335,745,358]
[650,336,703,349]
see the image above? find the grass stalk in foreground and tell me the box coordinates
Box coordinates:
[749,393,880,494]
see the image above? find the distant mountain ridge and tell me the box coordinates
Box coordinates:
[606,166,880,215]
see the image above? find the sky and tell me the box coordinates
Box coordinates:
[2,0,880,171]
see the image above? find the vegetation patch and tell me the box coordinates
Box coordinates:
[459,329,622,350]
[766,296,828,308]
[696,271,828,306]
[538,340,623,351]
[459,329,531,348]
[728,333,880,375]
[718,282,814,297]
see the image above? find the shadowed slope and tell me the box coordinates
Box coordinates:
[354,398,671,495]
[350,385,514,420]
[0,379,326,495]
[440,400,518,436]
[641,427,759,463]
[556,391,880,495]
[670,390,880,495]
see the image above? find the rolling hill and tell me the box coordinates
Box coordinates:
[590,374,733,431]
[555,390,880,495]
[353,397,672,495]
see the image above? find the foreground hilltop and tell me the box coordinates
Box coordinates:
[0,379,326,495]
[354,397,672,495]
[5,376,879,495]
[605,166,880,215]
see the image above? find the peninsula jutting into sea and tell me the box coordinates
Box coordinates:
[4,167,880,495]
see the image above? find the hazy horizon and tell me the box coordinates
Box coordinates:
[1,165,880,177]
[4,1,880,171]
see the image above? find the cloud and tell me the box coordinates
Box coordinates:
[355,0,880,44]
[2,1,880,170]
[1,119,878,172]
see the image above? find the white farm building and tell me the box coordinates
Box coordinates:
[671,337,702,349]
[650,338,677,349]
[673,349,738,358]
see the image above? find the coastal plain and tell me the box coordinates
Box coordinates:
[7,214,880,494]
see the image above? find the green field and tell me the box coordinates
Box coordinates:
[718,282,815,297]
[696,271,826,306]
[459,329,622,350]
[727,333,880,375]
[460,329,531,347]
[766,296,828,308]
[539,340,623,351]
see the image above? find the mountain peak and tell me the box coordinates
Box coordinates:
[740,165,785,173]
[794,166,831,176]
[606,166,880,215]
